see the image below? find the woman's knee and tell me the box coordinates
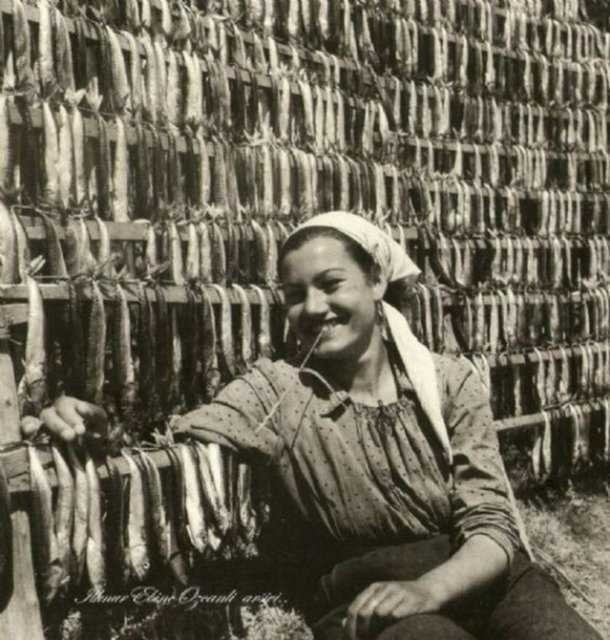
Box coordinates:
[376,613,476,640]
[487,562,603,640]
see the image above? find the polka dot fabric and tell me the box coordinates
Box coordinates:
[175,352,519,562]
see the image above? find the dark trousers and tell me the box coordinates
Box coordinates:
[309,536,602,640]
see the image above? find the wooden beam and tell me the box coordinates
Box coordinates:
[0,311,45,638]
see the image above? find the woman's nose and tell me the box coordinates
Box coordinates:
[303,288,329,316]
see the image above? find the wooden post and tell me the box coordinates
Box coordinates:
[0,311,45,638]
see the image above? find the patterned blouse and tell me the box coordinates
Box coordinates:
[174,349,520,564]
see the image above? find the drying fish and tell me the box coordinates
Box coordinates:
[0,94,15,195]
[105,26,130,114]
[51,444,74,589]
[232,284,253,374]
[29,445,64,604]
[198,220,213,283]
[111,115,129,222]
[93,215,113,279]
[139,32,158,124]
[185,221,200,282]
[95,112,112,219]
[210,218,227,285]
[68,100,87,207]
[138,451,171,563]
[236,462,258,557]
[112,284,136,433]
[42,100,59,207]
[178,444,207,554]
[251,285,273,359]
[168,218,186,286]
[84,451,105,591]
[122,450,150,581]
[17,268,47,416]
[37,0,55,97]
[211,284,236,378]
[65,445,88,586]
[102,455,126,589]
[153,283,172,413]
[13,0,34,94]
[0,202,17,285]
[85,280,106,406]
[197,131,211,209]
[11,212,30,284]
[198,285,221,401]
[162,446,189,583]
[265,222,279,286]
[168,304,183,411]
[192,442,229,546]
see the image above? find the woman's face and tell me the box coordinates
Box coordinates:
[280,236,386,362]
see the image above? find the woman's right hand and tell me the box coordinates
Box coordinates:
[39,396,108,443]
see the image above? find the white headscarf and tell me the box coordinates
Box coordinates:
[288,212,452,465]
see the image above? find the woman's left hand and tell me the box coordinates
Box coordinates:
[343,579,442,640]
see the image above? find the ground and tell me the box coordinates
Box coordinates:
[517,491,610,639]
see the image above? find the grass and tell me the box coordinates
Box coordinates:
[517,490,610,639]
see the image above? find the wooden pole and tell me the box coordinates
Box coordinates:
[0,312,45,638]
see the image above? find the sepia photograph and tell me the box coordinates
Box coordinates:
[0,0,609,638]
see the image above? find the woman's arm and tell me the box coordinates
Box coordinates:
[345,357,518,639]
[444,357,521,563]
[344,534,507,640]
[41,360,285,462]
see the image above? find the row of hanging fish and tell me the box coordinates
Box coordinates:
[139,0,606,72]
[430,233,610,289]
[449,96,608,151]
[448,286,610,355]
[469,341,610,417]
[420,143,610,194]
[410,174,610,236]
[529,399,610,484]
[27,438,270,605]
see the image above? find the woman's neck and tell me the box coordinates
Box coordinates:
[317,330,398,406]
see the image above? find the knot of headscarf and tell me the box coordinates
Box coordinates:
[288,211,452,465]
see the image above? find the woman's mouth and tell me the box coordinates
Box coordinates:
[303,318,344,339]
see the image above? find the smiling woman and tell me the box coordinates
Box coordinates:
[41,212,602,640]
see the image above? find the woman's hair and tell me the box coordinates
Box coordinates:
[278,226,381,282]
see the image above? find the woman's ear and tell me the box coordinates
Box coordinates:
[371,272,388,302]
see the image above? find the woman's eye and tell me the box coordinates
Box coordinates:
[322,280,342,292]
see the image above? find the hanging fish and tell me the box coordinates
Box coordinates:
[85,280,106,406]
[0,200,17,284]
[137,451,171,564]
[232,284,254,373]
[236,462,258,557]
[122,450,151,580]
[84,451,105,592]
[29,445,65,604]
[210,217,227,286]
[192,442,230,543]
[37,0,55,98]
[211,284,236,378]
[198,285,222,401]
[167,218,186,286]
[162,446,189,583]
[106,26,131,114]
[111,115,130,222]
[251,285,273,359]
[42,100,60,207]
[177,444,207,554]
[112,284,136,436]
[18,269,48,416]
